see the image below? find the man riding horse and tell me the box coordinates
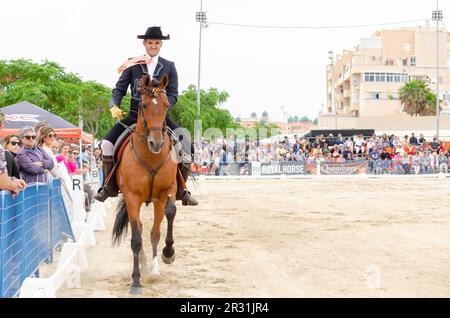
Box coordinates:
[94,26,198,206]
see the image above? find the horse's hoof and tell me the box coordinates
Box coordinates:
[151,270,161,277]
[129,286,143,295]
[162,253,175,264]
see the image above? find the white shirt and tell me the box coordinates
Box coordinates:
[145,54,159,78]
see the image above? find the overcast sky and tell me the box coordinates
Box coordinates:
[1,0,449,122]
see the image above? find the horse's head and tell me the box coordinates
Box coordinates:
[138,74,170,154]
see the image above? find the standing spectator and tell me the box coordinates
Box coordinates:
[3,134,21,157]
[0,144,26,195]
[36,125,60,178]
[56,142,77,175]
[16,126,54,183]
[418,134,426,145]
[409,133,418,146]
[51,140,60,155]
[93,147,102,160]
[0,113,21,179]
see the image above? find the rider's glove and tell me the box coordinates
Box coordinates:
[110,105,124,120]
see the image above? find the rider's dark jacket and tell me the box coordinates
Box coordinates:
[111,56,178,113]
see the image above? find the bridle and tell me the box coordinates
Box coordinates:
[138,86,168,140]
[117,86,168,144]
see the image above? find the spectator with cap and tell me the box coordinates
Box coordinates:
[15,126,54,183]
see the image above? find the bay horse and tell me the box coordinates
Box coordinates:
[112,74,178,295]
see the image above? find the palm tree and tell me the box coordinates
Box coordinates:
[398,80,430,116]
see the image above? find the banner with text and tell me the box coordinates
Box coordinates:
[318,161,368,175]
[251,161,308,176]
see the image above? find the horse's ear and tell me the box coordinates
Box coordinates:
[160,73,169,89]
[139,75,151,92]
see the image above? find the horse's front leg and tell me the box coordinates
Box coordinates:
[150,199,166,276]
[127,197,144,295]
[162,195,177,264]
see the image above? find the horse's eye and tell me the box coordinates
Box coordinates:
[142,103,147,109]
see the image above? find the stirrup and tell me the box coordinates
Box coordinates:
[181,190,198,206]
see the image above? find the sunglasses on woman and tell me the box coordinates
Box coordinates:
[47,133,57,138]
[24,135,37,140]
[9,141,22,146]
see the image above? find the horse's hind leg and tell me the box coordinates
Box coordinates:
[162,197,177,264]
[128,201,143,294]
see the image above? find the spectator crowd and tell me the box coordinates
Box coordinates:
[194,132,450,175]
[0,112,103,209]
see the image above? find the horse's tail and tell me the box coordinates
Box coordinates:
[112,196,129,246]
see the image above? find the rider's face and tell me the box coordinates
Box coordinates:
[143,39,162,57]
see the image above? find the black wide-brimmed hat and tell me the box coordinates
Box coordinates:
[137,26,170,40]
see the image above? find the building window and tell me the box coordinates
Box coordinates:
[410,56,416,66]
[368,92,381,100]
[386,73,394,82]
[402,59,408,66]
[364,72,408,83]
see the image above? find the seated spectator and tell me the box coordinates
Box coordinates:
[438,153,448,173]
[336,153,345,162]
[15,126,54,183]
[430,137,440,153]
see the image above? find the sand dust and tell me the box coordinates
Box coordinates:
[47,175,450,297]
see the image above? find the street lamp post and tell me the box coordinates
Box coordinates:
[195,1,207,160]
[432,1,443,140]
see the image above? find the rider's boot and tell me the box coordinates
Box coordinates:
[94,155,119,202]
[176,163,199,206]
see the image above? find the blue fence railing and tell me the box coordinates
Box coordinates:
[0,178,75,298]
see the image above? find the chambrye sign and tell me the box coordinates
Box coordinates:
[251,162,307,176]
[319,161,368,175]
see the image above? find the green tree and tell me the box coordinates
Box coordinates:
[250,112,257,118]
[313,118,318,125]
[398,80,441,116]
[169,85,238,135]
[0,59,122,138]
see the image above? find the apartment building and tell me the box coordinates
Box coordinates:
[325,24,450,118]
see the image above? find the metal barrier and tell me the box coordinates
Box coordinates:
[0,179,74,298]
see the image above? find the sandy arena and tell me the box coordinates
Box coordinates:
[49,175,450,297]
